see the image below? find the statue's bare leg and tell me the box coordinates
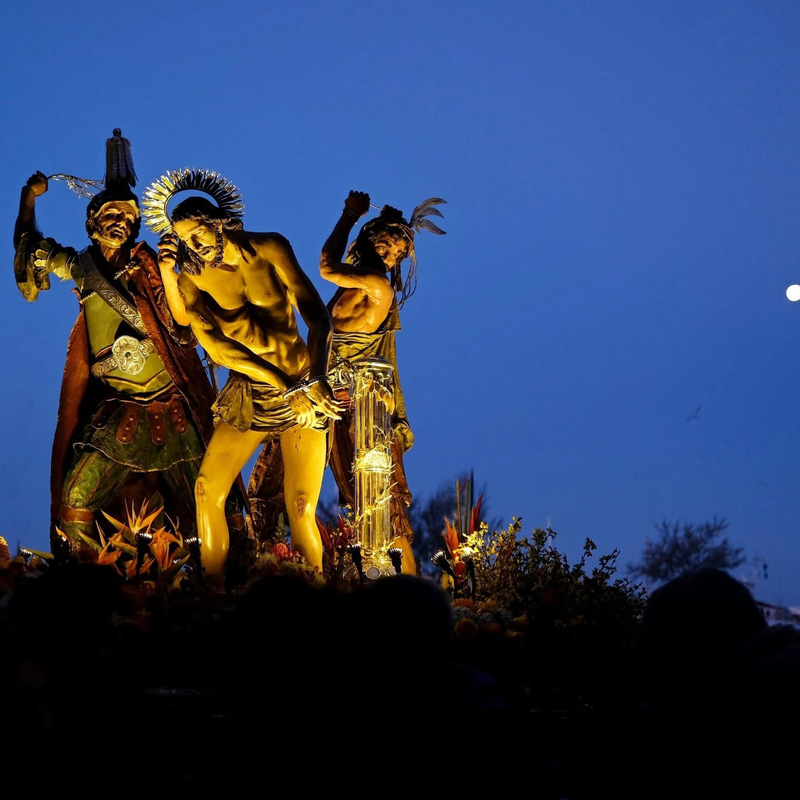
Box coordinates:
[279,425,327,573]
[196,423,265,578]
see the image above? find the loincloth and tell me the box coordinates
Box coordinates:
[329,331,385,389]
[212,371,328,434]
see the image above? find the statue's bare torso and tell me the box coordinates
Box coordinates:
[177,230,313,387]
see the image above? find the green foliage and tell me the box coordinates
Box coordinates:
[627,517,745,585]
[448,520,647,709]
[469,520,646,639]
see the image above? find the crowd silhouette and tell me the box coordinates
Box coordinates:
[2,561,799,797]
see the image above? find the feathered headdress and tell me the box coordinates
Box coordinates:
[409,197,447,237]
[358,197,446,308]
[402,197,446,305]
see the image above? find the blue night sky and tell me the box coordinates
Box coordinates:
[1,1,799,605]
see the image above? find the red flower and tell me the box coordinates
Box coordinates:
[316,516,333,553]
[469,495,483,536]
[273,543,290,560]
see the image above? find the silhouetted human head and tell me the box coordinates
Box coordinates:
[337,574,454,690]
[8,561,122,632]
[636,568,766,704]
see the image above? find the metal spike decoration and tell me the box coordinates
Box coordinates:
[142,168,245,236]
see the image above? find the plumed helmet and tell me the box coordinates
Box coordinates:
[85,128,141,239]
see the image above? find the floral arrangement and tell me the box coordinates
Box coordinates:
[3,481,646,713]
[447,520,645,635]
[424,477,647,707]
[66,500,194,589]
[442,519,647,708]
[316,511,354,584]
[249,513,325,587]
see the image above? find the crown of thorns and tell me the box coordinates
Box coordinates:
[142,168,244,236]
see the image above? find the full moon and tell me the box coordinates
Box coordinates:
[786,285,800,302]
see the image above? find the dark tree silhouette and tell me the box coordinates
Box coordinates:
[627,517,746,585]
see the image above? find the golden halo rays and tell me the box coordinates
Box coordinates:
[142,168,244,236]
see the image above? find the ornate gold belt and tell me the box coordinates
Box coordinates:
[91,335,156,378]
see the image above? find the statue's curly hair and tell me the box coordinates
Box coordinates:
[171,195,244,232]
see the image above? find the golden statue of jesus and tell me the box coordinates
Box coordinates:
[150,182,341,581]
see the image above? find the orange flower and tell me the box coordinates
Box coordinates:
[504,629,525,646]
[510,613,529,631]
[150,528,180,571]
[442,519,460,558]
[125,554,155,581]
[96,545,122,568]
[316,517,334,555]
[454,618,479,638]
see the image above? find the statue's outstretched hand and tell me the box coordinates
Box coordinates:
[306,378,345,421]
[26,171,48,197]
[343,190,370,219]
[158,234,179,271]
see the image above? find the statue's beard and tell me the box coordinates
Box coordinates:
[91,228,133,250]
[182,226,225,276]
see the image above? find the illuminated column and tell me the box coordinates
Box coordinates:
[352,356,395,578]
